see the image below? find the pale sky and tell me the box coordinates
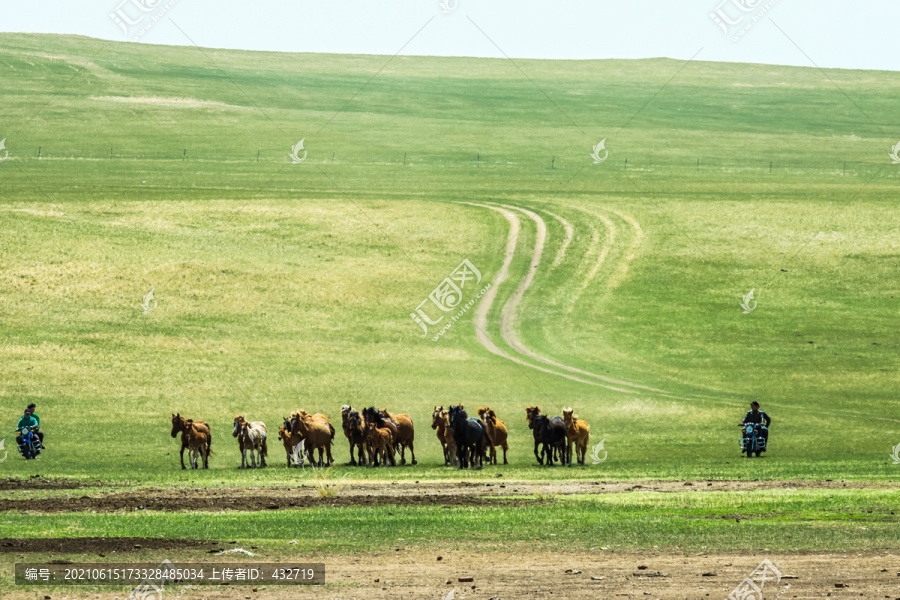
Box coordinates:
[1,0,898,71]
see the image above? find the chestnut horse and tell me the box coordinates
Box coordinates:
[477,407,509,465]
[278,417,305,468]
[431,406,457,466]
[381,409,416,466]
[289,410,335,467]
[186,420,210,469]
[171,413,211,470]
[365,420,396,467]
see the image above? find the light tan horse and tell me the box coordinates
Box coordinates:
[477,407,509,465]
[562,408,590,466]
[171,413,210,470]
[186,419,210,469]
[290,410,335,467]
[233,415,267,468]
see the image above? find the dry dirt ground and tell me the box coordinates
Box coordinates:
[3,479,899,599]
[0,477,893,513]
[4,550,900,599]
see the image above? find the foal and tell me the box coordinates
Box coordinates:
[171,413,211,470]
[186,420,210,469]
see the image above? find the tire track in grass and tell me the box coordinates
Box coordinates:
[543,210,574,268]
[565,207,617,315]
[461,202,639,393]
[495,203,671,396]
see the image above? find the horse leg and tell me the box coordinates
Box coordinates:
[180,442,187,470]
[386,441,396,467]
[502,442,509,465]
[203,447,209,469]
[348,441,357,466]
[240,447,246,469]
[409,440,417,466]
[534,440,542,465]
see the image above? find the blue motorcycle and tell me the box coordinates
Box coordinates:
[739,423,767,458]
[17,426,41,460]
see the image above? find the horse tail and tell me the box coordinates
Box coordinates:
[328,422,336,442]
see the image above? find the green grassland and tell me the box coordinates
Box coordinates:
[0,31,898,491]
[1,489,898,553]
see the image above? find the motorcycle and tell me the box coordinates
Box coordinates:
[739,422,767,457]
[17,426,41,460]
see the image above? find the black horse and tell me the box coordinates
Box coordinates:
[533,414,569,466]
[448,405,485,469]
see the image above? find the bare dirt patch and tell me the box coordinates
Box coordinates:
[0,475,107,491]
[0,537,214,554]
[5,549,900,598]
[0,479,894,513]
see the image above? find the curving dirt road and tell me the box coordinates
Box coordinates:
[464,201,675,396]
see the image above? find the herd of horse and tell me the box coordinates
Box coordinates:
[169,405,591,470]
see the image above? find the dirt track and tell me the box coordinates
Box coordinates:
[5,549,900,599]
[0,478,894,513]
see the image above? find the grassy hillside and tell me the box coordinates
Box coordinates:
[0,33,898,482]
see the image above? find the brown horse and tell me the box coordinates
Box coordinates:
[278,417,305,468]
[381,409,416,466]
[171,413,211,470]
[562,407,590,466]
[365,420,396,467]
[290,410,335,467]
[478,407,509,465]
[341,405,367,466]
[431,406,457,466]
[186,420,210,469]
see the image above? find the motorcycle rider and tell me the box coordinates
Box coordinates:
[25,403,45,448]
[16,408,41,452]
[741,401,770,451]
